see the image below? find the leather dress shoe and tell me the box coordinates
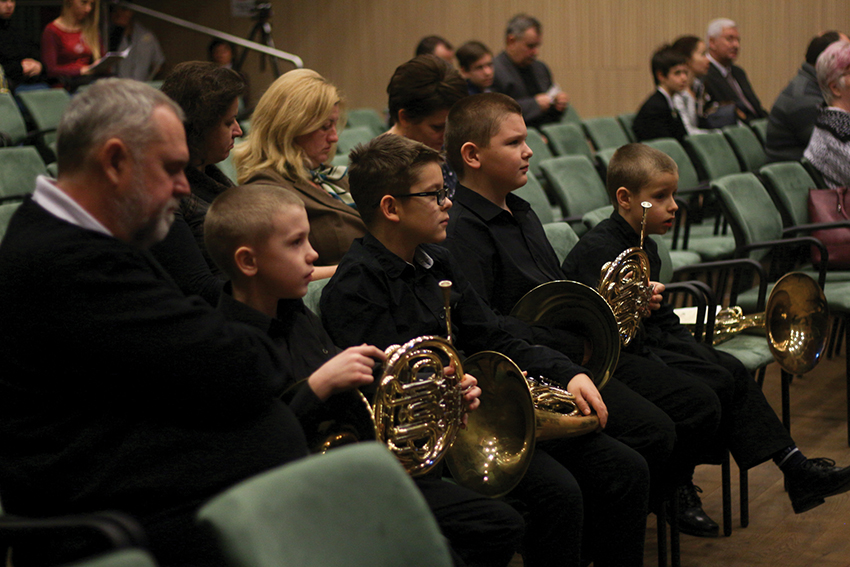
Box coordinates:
[670,483,719,538]
[787,457,850,514]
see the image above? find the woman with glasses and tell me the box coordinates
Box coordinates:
[233,69,366,277]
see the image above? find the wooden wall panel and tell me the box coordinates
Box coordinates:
[141,0,850,118]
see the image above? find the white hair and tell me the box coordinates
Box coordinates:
[707,18,737,40]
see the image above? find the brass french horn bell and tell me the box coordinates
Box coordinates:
[712,272,829,375]
[510,280,620,390]
[597,201,654,346]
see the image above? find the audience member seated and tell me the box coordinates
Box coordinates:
[633,46,690,142]
[702,18,767,123]
[0,79,310,567]
[671,35,717,136]
[208,38,251,112]
[385,54,468,193]
[0,0,45,92]
[232,68,366,276]
[804,40,850,188]
[563,144,850,522]
[108,2,165,82]
[456,40,495,95]
[41,0,105,91]
[767,31,848,163]
[320,133,651,567]
[150,62,244,306]
[492,13,568,128]
[414,34,454,63]
[203,183,525,567]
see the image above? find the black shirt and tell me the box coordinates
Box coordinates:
[443,185,587,360]
[320,232,586,385]
[561,210,694,351]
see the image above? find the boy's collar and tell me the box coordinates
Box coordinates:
[218,280,303,334]
[362,232,435,276]
[455,183,529,221]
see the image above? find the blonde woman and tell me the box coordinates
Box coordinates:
[41,0,102,89]
[233,68,366,275]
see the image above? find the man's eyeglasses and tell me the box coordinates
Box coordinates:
[390,185,450,206]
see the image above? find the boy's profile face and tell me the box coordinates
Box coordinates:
[657,64,690,94]
[462,53,495,90]
[396,161,452,244]
[617,171,679,236]
[253,205,319,300]
[476,112,533,191]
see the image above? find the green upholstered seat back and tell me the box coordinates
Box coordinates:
[514,173,555,224]
[539,155,609,218]
[197,443,454,567]
[0,146,46,201]
[722,124,768,172]
[539,122,592,159]
[644,138,701,191]
[712,173,783,261]
[582,116,630,151]
[685,132,741,181]
[758,161,818,227]
[526,127,554,181]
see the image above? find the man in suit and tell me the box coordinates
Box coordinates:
[634,46,690,142]
[492,13,569,128]
[703,18,768,122]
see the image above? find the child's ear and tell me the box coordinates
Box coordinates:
[654,70,665,85]
[234,246,259,277]
[615,187,633,211]
[379,194,401,224]
[460,141,481,171]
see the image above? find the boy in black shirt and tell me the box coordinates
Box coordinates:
[563,143,850,516]
[320,133,650,567]
[204,183,524,567]
[442,92,724,537]
[633,46,690,142]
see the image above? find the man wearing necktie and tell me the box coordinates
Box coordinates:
[703,18,768,122]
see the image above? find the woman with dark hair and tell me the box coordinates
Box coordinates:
[385,54,468,192]
[150,61,244,305]
[670,35,716,135]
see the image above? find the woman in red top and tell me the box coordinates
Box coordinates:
[41,0,102,89]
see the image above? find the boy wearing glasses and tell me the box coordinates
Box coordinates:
[320,133,650,567]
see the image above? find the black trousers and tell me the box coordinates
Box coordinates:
[650,341,794,471]
[506,432,650,567]
[607,351,724,489]
[416,477,524,567]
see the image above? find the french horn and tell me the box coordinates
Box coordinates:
[297,279,606,499]
[711,271,829,375]
[597,201,655,347]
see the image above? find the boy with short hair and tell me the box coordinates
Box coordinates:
[633,45,690,142]
[456,41,495,95]
[443,92,725,537]
[563,143,850,516]
[320,133,650,567]
[203,184,525,567]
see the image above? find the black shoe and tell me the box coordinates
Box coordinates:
[669,483,719,538]
[787,457,850,514]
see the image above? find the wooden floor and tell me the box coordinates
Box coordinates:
[644,351,850,567]
[511,347,850,567]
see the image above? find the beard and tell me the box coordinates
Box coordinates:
[116,173,178,248]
